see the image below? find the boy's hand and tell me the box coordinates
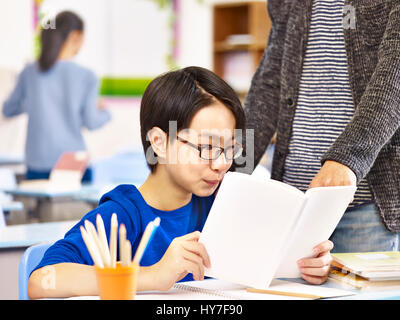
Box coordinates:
[297,240,333,284]
[151,231,211,291]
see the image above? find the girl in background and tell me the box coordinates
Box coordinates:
[2,11,110,182]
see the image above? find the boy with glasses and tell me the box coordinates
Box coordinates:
[28,67,333,299]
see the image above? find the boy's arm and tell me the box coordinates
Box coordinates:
[28,263,158,299]
[28,263,97,299]
[26,202,140,299]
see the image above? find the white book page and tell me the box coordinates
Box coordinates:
[275,186,356,278]
[199,172,305,289]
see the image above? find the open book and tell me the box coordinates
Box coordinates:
[199,172,356,290]
[19,151,89,192]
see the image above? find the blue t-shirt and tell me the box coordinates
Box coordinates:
[33,184,215,282]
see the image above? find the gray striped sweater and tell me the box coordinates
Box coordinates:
[243,0,400,231]
[282,0,372,208]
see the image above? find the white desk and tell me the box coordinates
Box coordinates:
[2,184,101,221]
[2,201,24,212]
[2,186,93,199]
[64,278,400,300]
[0,154,24,166]
[0,154,26,178]
[65,278,400,300]
[0,220,77,300]
[74,182,142,206]
[64,278,356,300]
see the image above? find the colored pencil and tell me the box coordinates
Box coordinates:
[119,223,127,265]
[80,226,104,268]
[132,217,160,265]
[96,214,112,267]
[109,213,118,268]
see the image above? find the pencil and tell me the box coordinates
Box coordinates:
[80,226,104,268]
[124,240,132,266]
[119,223,127,265]
[84,220,104,265]
[132,217,160,265]
[96,214,111,267]
[109,213,118,268]
[246,287,321,299]
[132,221,153,265]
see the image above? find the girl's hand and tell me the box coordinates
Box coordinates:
[151,231,211,291]
[97,99,107,110]
[297,240,334,284]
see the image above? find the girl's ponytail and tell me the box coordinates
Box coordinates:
[38,11,84,72]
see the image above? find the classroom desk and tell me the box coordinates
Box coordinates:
[0,220,77,300]
[2,201,24,212]
[0,153,24,166]
[2,184,100,221]
[3,182,141,206]
[74,182,142,207]
[64,278,400,300]
[0,154,26,180]
[285,277,400,300]
[2,186,91,198]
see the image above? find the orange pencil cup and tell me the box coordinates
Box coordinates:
[95,262,140,300]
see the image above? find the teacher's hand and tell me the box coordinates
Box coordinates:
[309,160,356,189]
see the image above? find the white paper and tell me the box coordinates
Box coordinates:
[199,172,305,289]
[275,185,356,278]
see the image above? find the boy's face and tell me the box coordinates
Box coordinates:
[165,101,237,197]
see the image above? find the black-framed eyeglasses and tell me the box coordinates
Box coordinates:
[177,136,243,161]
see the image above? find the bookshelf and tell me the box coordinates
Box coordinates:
[212,1,271,99]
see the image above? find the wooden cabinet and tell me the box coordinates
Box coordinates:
[212,1,271,99]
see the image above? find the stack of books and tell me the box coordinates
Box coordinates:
[329,252,400,291]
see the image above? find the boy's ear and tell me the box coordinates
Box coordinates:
[147,127,168,159]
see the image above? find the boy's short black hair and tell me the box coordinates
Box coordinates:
[140,66,246,173]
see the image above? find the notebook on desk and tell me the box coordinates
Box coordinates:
[65,279,355,300]
[331,252,400,281]
[171,279,355,300]
[199,172,356,290]
[18,151,89,192]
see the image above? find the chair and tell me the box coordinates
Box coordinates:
[18,243,53,300]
